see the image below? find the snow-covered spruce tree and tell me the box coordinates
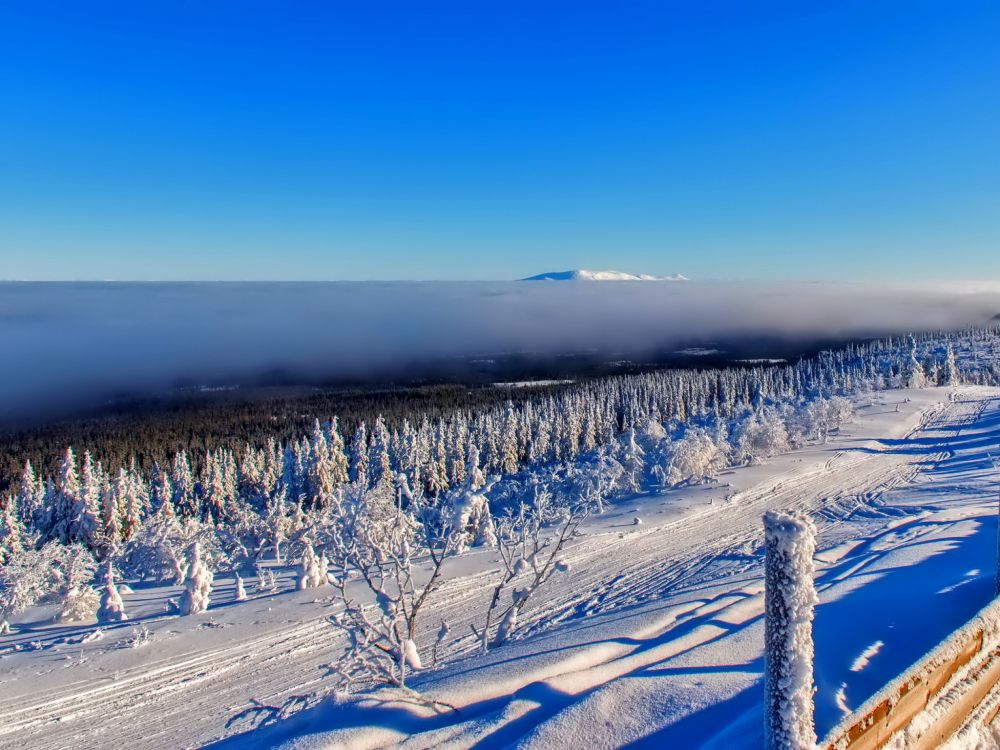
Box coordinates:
[349,421,370,489]
[265,483,290,562]
[763,511,817,750]
[55,542,101,623]
[296,539,329,590]
[0,497,27,565]
[42,448,99,549]
[619,428,645,493]
[904,335,928,389]
[327,475,463,691]
[179,542,213,615]
[368,416,393,489]
[99,467,125,554]
[448,445,498,554]
[944,343,960,386]
[15,460,44,529]
[171,450,198,519]
[473,488,584,652]
[234,572,247,601]
[97,562,128,623]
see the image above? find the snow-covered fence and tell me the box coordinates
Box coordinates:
[763,511,818,750]
[820,598,1000,750]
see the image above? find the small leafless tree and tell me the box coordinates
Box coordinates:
[326,476,463,692]
[472,487,586,652]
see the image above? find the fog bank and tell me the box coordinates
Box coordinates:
[2,280,998,421]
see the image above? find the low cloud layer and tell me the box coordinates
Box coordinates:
[2,280,998,421]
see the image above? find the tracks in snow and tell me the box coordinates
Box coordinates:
[0,393,992,750]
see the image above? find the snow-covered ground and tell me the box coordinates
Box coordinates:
[2,386,999,749]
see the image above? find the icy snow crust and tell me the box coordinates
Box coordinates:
[3,387,1000,748]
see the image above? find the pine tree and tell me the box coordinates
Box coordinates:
[171,451,197,519]
[46,448,99,548]
[350,421,370,488]
[327,417,350,486]
[500,405,519,475]
[101,469,125,551]
[944,344,960,386]
[0,498,26,565]
[368,416,393,488]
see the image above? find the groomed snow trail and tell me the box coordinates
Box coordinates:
[2,388,998,749]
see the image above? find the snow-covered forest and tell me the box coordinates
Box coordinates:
[2,327,1000,748]
[1,330,995,633]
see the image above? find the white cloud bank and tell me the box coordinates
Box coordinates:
[1,280,998,419]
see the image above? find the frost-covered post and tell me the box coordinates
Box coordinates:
[763,511,818,750]
[991,452,1000,596]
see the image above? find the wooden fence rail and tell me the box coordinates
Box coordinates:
[820,598,1000,750]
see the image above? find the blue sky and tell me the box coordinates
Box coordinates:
[1,1,998,281]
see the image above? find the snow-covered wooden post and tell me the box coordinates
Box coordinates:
[763,511,818,750]
[992,452,1000,596]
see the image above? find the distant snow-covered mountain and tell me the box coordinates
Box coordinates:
[522,269,688,282]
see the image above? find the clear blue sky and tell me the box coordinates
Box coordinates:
[2,1,999,281]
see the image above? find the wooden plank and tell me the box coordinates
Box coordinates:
[823,630,996,750]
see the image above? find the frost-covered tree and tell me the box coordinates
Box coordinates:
[619,428,645,492]
[100,468,126,552]
[473,489,582,652]
[904,335,928,388]
[350,421,370,488]
[58,582,99,623]
[735,410,790,465]
[234,572,247,601]
[368,416,393,488]
[327,477,464,690]
[265,484,290,562]
[296,540,329,590]
[1,542,94,629]
[43,448,99,549]
[97,562,128,623]
[179,542,213,615]
[0,498,27,565]
[660,427,727,487]
[15,460,43,528]
[499,405,519,476]
[944,343,960,386]
[448,449,498,554]
[171,450,197,519]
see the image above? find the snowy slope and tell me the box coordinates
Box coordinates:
[522,269,689,281]
[3,386,998,749]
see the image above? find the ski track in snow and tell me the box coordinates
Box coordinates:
[1,387,999,749]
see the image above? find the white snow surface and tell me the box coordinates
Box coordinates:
[2,387,1000,749]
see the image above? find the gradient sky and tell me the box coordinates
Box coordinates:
[2,1,999,281]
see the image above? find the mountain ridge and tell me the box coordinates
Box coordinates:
[522,269,688,282]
